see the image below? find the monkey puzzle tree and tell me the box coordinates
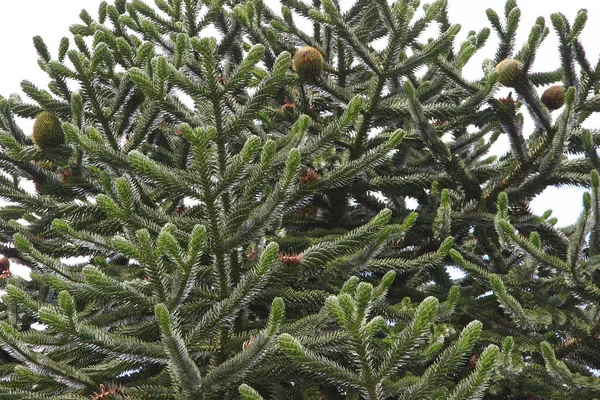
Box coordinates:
[0,0,598,399]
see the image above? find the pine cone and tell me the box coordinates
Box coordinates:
[541,85,565,110]
[495,58,523,87]
[292,46,324,78]
[32,111,65,149]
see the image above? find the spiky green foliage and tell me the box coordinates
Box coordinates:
[279,273,499,399]
[0,0,599,398]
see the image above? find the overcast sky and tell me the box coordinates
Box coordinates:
[1,0,599,227]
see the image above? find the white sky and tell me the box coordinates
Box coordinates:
[1,0,599,227]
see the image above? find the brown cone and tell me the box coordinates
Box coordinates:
[541,85,566,110]
[292,46,324,78]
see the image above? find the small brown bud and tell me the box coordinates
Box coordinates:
[242,335,255,351]
[498,92,515,109]
[278,252,303,266]
[299,168,321,184]
[247,248,258,261]
[60,167,72,183]
[90,384,124,400]
[281,101,296,112]
[468,353,480,368]
[0,257,10,279]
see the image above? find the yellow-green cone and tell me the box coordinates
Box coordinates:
[540,85,566,110]
[292,46,323,79]
[495,58,523,87]
[32,111,65,149]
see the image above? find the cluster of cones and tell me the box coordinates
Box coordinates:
[496,58,566,111]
